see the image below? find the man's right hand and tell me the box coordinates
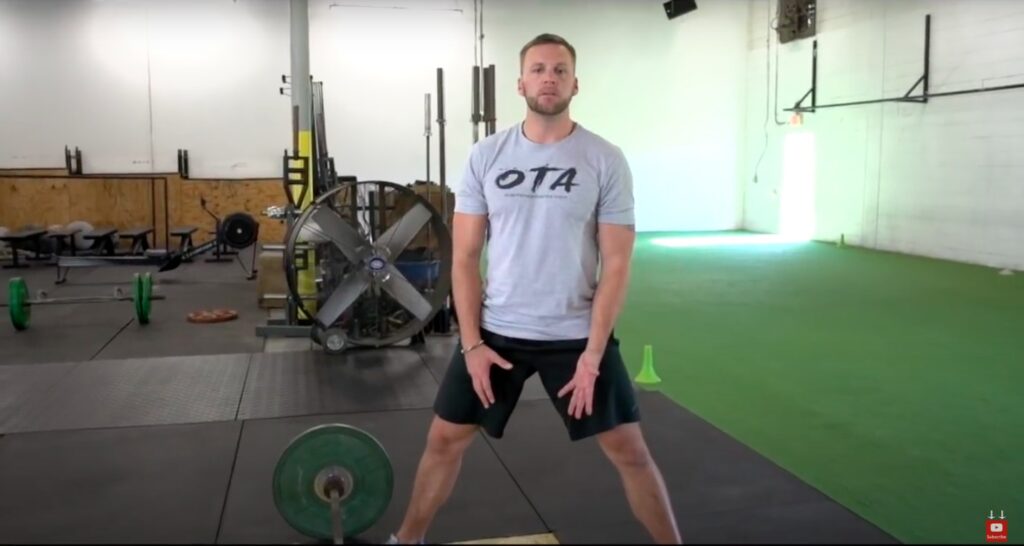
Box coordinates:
[465,345,514,409]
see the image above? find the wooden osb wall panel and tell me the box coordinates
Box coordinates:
[0,178,70,230]
[64,178,154,231]
[0,175,288,248]
[168,177,287,245]
[0,177,157,235]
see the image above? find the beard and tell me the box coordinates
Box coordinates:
[526,92,571,116]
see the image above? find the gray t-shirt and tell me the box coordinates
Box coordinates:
[454,122,635,341]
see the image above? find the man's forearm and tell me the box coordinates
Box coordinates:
[452,255,484,349]
[586,258,631,354]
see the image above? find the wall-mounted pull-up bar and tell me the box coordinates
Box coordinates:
[784,14,1024,113]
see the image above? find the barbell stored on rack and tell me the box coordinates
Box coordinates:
[3,273,161,330]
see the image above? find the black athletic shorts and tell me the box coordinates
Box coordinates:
[433,328,641,441]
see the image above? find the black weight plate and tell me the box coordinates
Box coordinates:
[221,212,259,249]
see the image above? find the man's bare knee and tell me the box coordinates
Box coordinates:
[425,416,478,459]
[598,423,653,471]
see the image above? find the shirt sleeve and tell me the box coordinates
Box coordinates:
[454,144,488,215]
[597,147,635,224]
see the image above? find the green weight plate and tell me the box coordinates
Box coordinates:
[273,424,393,541]
[141,272,152,324]
[133,274,143,323]
[9,277,29,331]
[133,273,152,325]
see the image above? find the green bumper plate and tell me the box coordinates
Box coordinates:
[8,277,29,330]
[273,424,394,540]
[133,273,152,324]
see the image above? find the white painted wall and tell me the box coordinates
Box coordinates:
[479,0,751,232]
[0,0,750,233]
[307,0,474,187]
[742,0,1024,270]
[0,0,153,173]
[0,0,290,176]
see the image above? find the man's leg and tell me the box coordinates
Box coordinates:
[533,334,682,544]
[394,416,479,543]
[597,422,682,544]
[395,330,528,543]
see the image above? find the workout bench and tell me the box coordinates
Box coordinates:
[119,226,155,255]
[1,228,49,268]
[170,226,197,261]
[82,228,118,256]
[46,226,82,257]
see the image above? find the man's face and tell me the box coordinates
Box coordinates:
[518,43,578,116]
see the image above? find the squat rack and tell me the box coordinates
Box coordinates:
[785,14,1024,114]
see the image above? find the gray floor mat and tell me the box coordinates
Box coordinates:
[0,362,79,431]
[3,353,251,434]
[237,349,439,420]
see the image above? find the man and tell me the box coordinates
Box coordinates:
[389,33,682,544]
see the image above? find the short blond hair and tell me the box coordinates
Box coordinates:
[519,33,576,73]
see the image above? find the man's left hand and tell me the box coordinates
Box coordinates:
[558,349,603,419]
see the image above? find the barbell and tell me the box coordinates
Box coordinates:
[3,273,161,331]
[273,424,394,544]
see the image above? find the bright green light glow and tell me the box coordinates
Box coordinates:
[650,233,811,248]
[779,130,817,238]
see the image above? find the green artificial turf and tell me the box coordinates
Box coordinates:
[615,232,1023,544]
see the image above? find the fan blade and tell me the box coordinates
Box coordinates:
[378,202,432,258]
[380,264,434,321]
[311,206,369,264]
[316,270,371,326]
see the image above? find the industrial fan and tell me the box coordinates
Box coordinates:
[283,180,452,353]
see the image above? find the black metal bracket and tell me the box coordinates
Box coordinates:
[791,39,818,112]
[786,14,1024,114]
[177,148,191,179]
[64,145,83,175]
[282,151,310,210]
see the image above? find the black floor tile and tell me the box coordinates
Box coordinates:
[487,391,897,544]
[0,303,130,365]
[678,499,901,544]
[0,261,269,364]
[218,409,548,544]
[95,275,267,360]
[0,421,241,544]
